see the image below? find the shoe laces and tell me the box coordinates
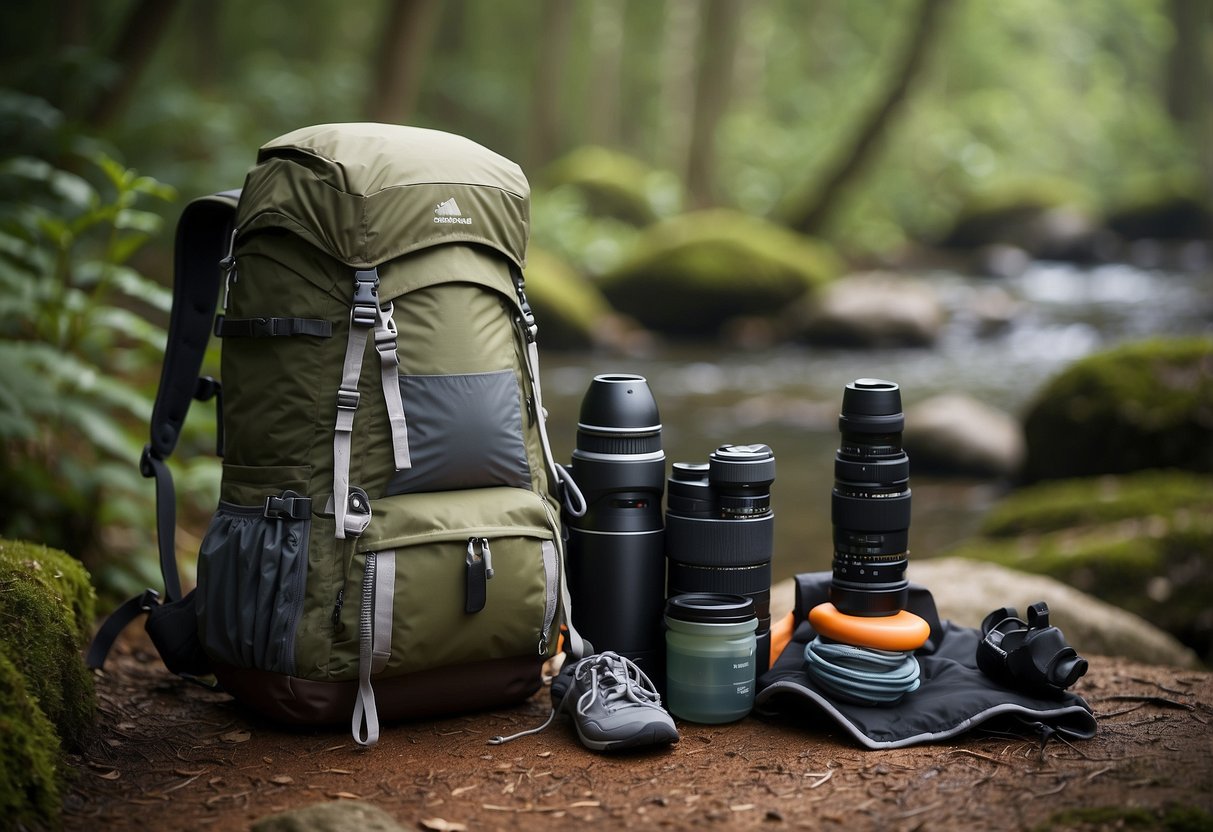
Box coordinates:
[573,651,663,716]
[487,651,663,745]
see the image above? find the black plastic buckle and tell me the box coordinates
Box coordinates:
[512,272,537,341]
[264,490,311,521]
[139,444,158,478]
[352,269,380,328]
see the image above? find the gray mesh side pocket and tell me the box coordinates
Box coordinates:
[386,369,531,494]
[197,493,310,675]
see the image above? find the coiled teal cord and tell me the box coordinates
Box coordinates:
[804,636,921,706]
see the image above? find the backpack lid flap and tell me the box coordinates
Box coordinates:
[236,124,529,270]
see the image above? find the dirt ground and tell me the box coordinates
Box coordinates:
[63,632,1213,832]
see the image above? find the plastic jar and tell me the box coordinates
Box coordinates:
[664,593,758,724]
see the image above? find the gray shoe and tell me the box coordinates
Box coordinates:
[489,651,679,752]
[552,651,679,751]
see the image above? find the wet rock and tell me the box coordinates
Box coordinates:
[942,470,1213,662]
[598,210,841,337]
[792,272,946,348]
[906,557,1200,668]
[904,394,1025,478]
[1021,336,1213,482]
[252,800,408,832]
[940,179,1100,261]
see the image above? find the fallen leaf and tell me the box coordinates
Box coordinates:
[269,775,294,785]
[730,803,755,812]
[420,818,468,832]
[450,785,476,797]
[219,730,251,744]
[330,791,361,800]
[537,751,552,758]
[96,770,121,780]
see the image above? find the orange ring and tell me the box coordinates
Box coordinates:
[808,602,930,652]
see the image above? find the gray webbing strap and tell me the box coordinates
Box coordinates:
[333,269,380,540]
[352,548,397,747]
[375,301,412,471]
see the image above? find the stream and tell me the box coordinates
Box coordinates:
[539,262,1213,582]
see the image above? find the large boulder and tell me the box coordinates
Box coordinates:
[906,558,1198,668]
[540,146,679,226]
[524,246,639,352]
[597,210,841,337]
[904,394,1025,478]
[0,538,98,831]
[790,272,946,348]
[1021,337,1213,482]
[939,178,1100,261]
[942,470,1213,662]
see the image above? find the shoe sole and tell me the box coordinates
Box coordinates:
[573,720,680,752]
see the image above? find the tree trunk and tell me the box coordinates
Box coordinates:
[684,0,744,209]
[1164,0,1209,125]
[85,0,184,129]
[587,0,626,147]
[784,0,951,235]
[658,0,701,172]
[528,0,576,168]
[365,0,442,125]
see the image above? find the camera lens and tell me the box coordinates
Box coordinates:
[566,374,667,675]
[666,443,776,673]
[830,379,912,617]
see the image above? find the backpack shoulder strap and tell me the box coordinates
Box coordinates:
[87,190,239,673]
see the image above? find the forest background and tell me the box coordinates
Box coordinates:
[0,0,1210,599]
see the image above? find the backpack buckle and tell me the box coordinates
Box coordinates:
[264,490,311,521]
[352,269,380,328]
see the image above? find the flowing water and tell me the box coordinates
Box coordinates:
[539,262,1213,583]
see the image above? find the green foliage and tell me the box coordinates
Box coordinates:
[1022,337,1213,482]
[0,538,98,748]
[598,210,842,336]
[1036,805,1213,831]
[0,93,220,596]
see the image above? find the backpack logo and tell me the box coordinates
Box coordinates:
[434,197,472,225]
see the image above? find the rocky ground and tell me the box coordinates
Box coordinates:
[62,631,1212,832]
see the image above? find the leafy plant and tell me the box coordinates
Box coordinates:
[0,92,216,596]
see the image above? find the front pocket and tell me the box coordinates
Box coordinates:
[335,487,559,679]
[196,492,311,675]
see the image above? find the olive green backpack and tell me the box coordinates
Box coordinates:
[88,123,582,746]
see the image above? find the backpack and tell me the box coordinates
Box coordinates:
[88,123,583,747]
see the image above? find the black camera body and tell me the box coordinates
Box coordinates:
[666,444,776,674]
[977,602,1089,697]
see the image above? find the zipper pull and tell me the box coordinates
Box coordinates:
[465,538,488,614]
[332,588,345,632]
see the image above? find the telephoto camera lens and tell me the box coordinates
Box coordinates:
[830,379,912,617]
[666,444,776,674]
[565,374,667,677]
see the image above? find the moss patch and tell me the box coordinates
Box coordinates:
[0,538,96,747]
[0,650,62,831]
[939,176,1094,249]
[540,146,677,226]
[1021,337,1213,482]
[947,470,1213,661]
[597,210,842,336]
[523,246,615,350]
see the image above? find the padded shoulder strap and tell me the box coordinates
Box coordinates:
[150,191,240,459]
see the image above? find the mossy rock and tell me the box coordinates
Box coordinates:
[946,470,1213,661]
[0,650,62,831]
[939,177,1097,258]
[1021,337,1213,482]
[1105,176,1213,240]
[524,246,616,350]
[540,146,677,226]
[597,210,842,336]
[0,538,97,748]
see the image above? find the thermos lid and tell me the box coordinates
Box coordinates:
[666,593,755,624]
